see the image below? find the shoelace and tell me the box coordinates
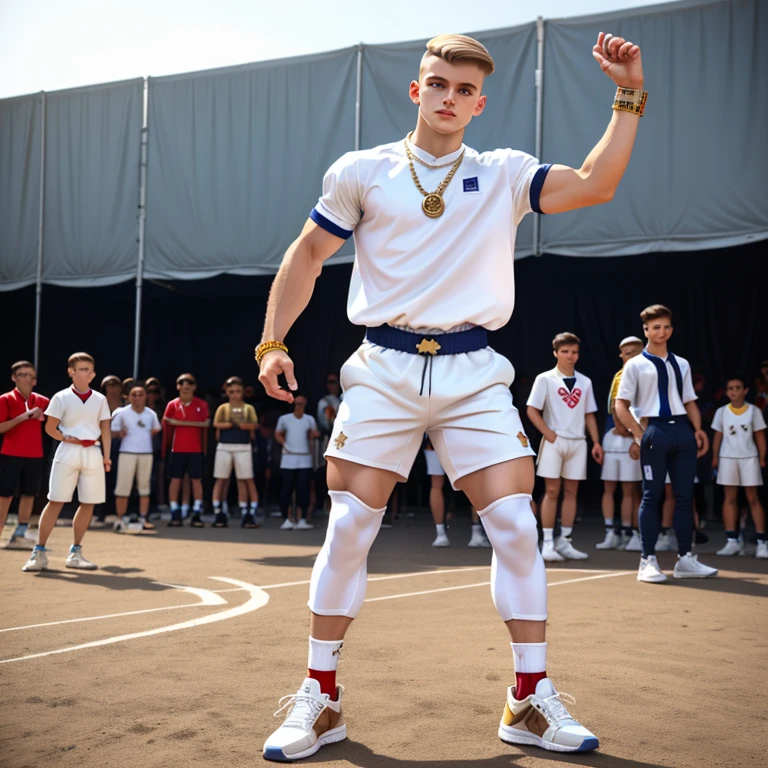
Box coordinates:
[273,693,326,730]
[534,690,577,725]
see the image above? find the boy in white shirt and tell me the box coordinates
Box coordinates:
[112,384,162,532]
[275,395,320,530]
[527,333,602,561]
[712,375,767,558]
[22,352,112,572]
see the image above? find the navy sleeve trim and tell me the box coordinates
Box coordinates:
[530,163,552,215]
[310,208,353,240]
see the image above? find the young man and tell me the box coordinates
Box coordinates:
[712,375,767,558]
[0,361,50,549]
[22,353,111,572]
[275,395,320,530]
[258,31,647,759]
[111,384,162,532]
[163,373,210,527]
[424,436,489,548]
[598,336,643,550]
[615,304,718,583]
[212,377,261,528]
[527,333,602,562]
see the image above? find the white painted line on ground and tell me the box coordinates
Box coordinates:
[364,571,633,603]
[0,582,226,634]
[0,577,268,665]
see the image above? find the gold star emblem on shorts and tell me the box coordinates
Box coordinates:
[517,432,529,448]
[416,338,441,355]
[334,432,348,450]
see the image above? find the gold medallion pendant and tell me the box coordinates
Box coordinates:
[422,193,444,218]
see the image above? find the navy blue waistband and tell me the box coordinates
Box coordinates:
[647,415,690,425]
[365,325,488,355]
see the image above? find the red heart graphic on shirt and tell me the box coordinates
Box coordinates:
[557,387,582,409]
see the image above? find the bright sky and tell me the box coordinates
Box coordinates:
[0,0,672,98]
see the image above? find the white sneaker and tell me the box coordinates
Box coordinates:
[595,530,622,550]
[468,531,491,548]
[498,677,598,753]
[667,530,679,551]
[4,534,35,550]
[624,531,642,551]
[280,519,296,530]
[541,541,565,562]
[295,519,314,530]
[655,532,675,552]
[65,547,98,570]
[555,537,589,560]
[22,548,49,572]
[113,518,128,534]
[263,677,346,762]
[717,539,744,557]
[432,533,451,547]
[673,553,718,579]
[637,555,667,583]
[756,541,768,559]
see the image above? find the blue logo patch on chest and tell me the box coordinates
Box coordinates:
[463,176,479,193]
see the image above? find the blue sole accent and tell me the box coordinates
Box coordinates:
[576,737,600,752]
[262,747,290,762]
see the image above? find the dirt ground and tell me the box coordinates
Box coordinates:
[2,514,767,768]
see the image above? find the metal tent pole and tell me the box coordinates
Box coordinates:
[533,16,545,257]
[133,78,149,379]
[355,44,363,151]
[33,91,46,371]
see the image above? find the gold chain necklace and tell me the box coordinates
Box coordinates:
[404,140,465,218]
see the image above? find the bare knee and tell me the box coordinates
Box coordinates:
[326,458,399,508]
[544,480,561,501]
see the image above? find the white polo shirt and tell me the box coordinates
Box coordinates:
[527,368,597,439]
[712,403,766,459]
[311,137,549,331]
[112,405,161,454]
[276,413,318,470]
[617,350,696,418]
[45,387,111,441]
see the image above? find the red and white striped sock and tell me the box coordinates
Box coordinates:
[307,636,343,700]
[511,641,547,700]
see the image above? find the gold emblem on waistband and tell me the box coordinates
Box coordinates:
[416,338,441,355]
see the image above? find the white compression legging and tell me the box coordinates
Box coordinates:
[309,490,546,623]
[308,490,386,618]
[477,493,548,622]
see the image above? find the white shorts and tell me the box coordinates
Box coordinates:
[717,457,763,487]
[536,436,587,480]
[214,444,254,480]
[324,343,534,488]
[115,453,153,496]
[48,443,105,504]
[601,432,641,482]
[424,449,445,476]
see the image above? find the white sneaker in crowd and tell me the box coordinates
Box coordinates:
[624,531,642,552]
[468,531,491,548]
[595,530,622,550]
[65,546,98,570]
[295,519,314,530]
[280,519,296,531]
[673,553,718,579]
[637,555,667,583]
[555,537,589,560]
[22,548,49,572]
[716,539,744,557]
[756,540,768,559]
[263,677,345,762]
[655,532,674,552]
[541,541,565,562]
[432,533,451,547]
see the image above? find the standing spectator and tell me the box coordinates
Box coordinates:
[212,377,262,528]
[0,361,49,549]
[275,395,319,530]
[163,373,210,528]
[112,384,162,532]
[315,373,342,513]
[94,375,124,524]
[144,377,166,514]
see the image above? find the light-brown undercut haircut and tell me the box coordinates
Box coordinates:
[640,304,673,324]
[422,34,495,76]
[552,332,581,351]
[68,352,95,368]
[11,360,34,376]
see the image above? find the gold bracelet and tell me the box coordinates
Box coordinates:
[612,86,647,117]
[255,340,289,365]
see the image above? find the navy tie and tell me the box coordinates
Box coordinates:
[642,351,684,417]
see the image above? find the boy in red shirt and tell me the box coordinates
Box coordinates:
[0,361,50,549]
[163,373,210,527]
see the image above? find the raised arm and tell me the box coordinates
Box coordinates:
[258,221,347,403]
[538,32,645,215]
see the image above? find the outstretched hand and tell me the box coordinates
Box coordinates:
[592,31,644,90]
[258,350,297,404]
